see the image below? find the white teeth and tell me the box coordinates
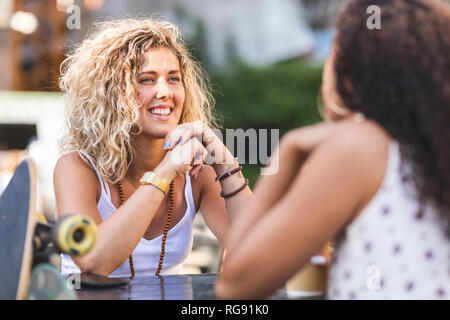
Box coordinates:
[150,108,171,115]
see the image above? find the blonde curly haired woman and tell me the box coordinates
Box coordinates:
[54,18,252,277]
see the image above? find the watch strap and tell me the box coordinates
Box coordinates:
[139,171,170,194]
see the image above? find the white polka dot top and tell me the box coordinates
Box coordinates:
[327,141,450,299]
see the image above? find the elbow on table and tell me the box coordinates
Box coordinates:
[215,277,238,300]
[215,269,256,300]
[216,262,282,300]
[73,254,112,277]
[215,276,266,300]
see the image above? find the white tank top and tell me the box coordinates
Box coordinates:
[60,151,197,277]
[327,141,450,299]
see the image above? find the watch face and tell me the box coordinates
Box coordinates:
[140,172,150,183]
[140,172,156,182]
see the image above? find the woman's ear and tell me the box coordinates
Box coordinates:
[321,42,356,122]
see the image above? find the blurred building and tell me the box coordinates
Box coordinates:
[0,0,75,219]
[0,91,65,217]
[0,0,351,92]
[65,0,318,69]
[300,0,345,61]
[0,0,66,91]
[168,0,316,68]
[2,0,450,90]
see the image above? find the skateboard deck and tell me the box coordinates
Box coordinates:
[0,158,36,299]
[0,158,98,299]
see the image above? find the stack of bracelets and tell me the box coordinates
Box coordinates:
[215,163,249,198]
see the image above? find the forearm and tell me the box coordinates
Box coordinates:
[73,184,165,275]
[213,161,253,222]
[224,141,308,252]
[74,166,175,276]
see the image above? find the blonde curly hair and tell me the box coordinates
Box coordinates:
[59,17,217,183]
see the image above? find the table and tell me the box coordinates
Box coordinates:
[75,273,323,300]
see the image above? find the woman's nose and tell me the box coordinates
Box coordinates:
[155,79,173,100]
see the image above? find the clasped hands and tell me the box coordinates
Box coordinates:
[158,119,338,183]
[158,121,235,180]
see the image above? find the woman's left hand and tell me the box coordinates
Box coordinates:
[163,121,235,176]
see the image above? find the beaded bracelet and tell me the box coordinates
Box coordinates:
[220,179,249,199]
[215,166,243,182]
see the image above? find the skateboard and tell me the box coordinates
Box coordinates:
[0,158,97,300]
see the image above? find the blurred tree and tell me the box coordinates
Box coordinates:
[187,19,209,69]
[213,60,323,132]
[212,59,324,185]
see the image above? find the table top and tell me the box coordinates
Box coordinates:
[75,273,323,300]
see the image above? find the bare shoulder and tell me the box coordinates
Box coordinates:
[190,165,227,210]
[54,151,88,168]
[312,119,392,216]
[54,151,98,185]
[317,119,392,163]
[53,151,101,220]
[190,165,219,198]
[195,165,217,188]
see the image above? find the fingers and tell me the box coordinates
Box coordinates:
[189,142,208,179]
[189,164,204,179]
[171,136,208,178]
[177,164,193,177]
[164,121,205,151]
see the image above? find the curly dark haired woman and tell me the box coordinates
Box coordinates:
[216,0,450,299]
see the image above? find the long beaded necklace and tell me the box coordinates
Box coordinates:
[116,179,175,277]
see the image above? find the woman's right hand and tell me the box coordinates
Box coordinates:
[155,137,208,182]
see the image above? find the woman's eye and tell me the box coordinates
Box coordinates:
[169,76,180,82]
[140,77,154,83]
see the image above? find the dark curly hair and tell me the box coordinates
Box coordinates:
[334,0,450,231]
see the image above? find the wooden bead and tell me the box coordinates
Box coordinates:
[118,180,174,277]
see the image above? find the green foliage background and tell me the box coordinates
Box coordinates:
[211,60,324,186]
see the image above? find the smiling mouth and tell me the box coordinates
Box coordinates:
[148,106,174,118]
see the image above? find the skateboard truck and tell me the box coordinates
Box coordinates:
[33,214,98,267]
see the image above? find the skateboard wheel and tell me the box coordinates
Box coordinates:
[52,215,97,256]
[27,264,77,300]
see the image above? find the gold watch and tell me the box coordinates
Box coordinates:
[139,171,170,194]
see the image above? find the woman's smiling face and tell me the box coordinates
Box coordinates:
[136,47,186,138]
